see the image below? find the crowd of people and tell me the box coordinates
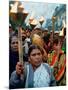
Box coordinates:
[9,25,66,89]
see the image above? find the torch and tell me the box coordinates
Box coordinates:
[29,19,38,30]
[39,16,44,29]
[10,1,28,64]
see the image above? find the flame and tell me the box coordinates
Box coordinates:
[10,4,13,8]
[30,19,38,25]
[23,10,28,15]
[18,4,24,9]
[29,17,34,23]
[10,2,18,13]
[39,16,44,22]
[59,30,63,36]
[29,11,36,24]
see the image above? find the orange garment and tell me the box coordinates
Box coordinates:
[48,51,66,81]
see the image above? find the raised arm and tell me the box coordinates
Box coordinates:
[9,62,26,89]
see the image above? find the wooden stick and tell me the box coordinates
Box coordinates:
[18,26,23,65]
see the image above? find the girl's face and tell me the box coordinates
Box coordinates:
[53,42,61,51]
[53,43,57,51]
[29,49,43,68]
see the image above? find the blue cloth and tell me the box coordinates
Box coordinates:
[9,71,25,89]
[9,63,56,89]
[28,64,34,88]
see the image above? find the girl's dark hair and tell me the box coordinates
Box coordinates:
[43,34,50,45]
[28,44,44,56]
[53,38,59,45]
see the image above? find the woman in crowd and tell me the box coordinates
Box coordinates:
[47,38,66,86]
[9,34,19,78]
[9,45,56,89]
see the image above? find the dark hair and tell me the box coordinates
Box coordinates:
[9,33,18,44]
[9,34,18,50]
[43,34,50,45]
[53,38,59,45]
[28,44,43,56]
